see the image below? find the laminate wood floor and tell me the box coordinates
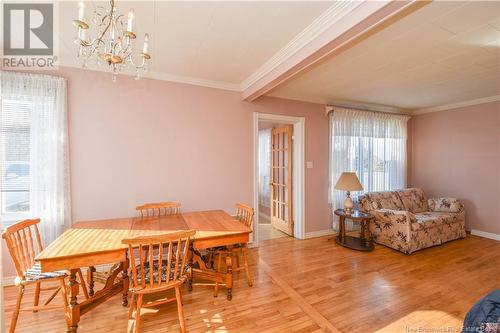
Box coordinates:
[3,235,499,332]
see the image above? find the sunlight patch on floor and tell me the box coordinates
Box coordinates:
[374,310,463,333]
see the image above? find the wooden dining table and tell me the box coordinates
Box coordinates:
[35,210,252,333]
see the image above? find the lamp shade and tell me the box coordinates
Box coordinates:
[334,172,363,191]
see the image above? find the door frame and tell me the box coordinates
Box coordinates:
[252,112,305,241]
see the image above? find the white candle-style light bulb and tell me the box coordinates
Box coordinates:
[78,2,85,21]
[142,33,149,54]
[79,28,86,41]
[127,9,134,32]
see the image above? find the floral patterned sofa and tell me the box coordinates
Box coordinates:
[358,188,466,254]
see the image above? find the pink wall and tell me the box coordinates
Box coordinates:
[2,67,330,277]
[409,101,500,235]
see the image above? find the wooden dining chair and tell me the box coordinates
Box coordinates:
[89,202,183,291]
[213,203,254,297]
[2,219,88,333]
[136,201,181,218]
[122,229,196,333]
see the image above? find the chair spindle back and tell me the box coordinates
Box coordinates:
[122,230,196,290]
[2,219,44,279]
[235,203,254,228]
[136,202,181,218]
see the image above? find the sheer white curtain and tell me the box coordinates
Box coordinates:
[329,107,410,230]
[1,71,70,245]
[258,129,271,208]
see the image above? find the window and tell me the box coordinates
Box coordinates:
[1,71,70,245]
[328,107,410,223]
[1,99,32,217]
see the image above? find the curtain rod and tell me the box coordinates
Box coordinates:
[325,104,412,117]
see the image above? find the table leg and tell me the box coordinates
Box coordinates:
[225,250,233,300]
[121,255,129,307]
[187,243,194,291]
[67,269,81,333]
[366,220,373,246]
[339,216,345,241]
[87,266,95,297]
[360,221,366,242]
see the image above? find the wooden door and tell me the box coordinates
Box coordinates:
[270,125,293,236]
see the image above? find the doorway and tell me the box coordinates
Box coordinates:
[253,113,305,242]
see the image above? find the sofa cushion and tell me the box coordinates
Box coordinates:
[412,212,460,231]
[367,191,405,211]
[428,197,463,213]
[397,188,428,213]
[358,194,372,212]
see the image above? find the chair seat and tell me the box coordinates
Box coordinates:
[25,262,66,282]
[136,260,189,284]
[412,212,461,231]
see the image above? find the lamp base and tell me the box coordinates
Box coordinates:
[344,191,354,215]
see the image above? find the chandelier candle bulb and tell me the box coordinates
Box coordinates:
[127,9,134,32]
[78,2,85,21]
[143,34,149,54]
[79,28,85,41]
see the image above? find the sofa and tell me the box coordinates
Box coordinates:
[358,188,466,254]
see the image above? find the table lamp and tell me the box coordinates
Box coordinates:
[334,172,363,214]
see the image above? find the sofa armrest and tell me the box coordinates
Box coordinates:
[428,198,464,213]
[371,209,415,243]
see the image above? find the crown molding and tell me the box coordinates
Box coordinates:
[411,95,500,115]
[239,1,362,91]
[57,60,241,92]
[149,71,240,92]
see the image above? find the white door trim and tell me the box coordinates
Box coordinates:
[253,112,306,242]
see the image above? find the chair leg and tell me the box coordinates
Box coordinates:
[175,286,186,333]
[10,285,25,333]
[128,293,135,319]
[242,246,253,287]
[59,278,69,309]
[33,282,41,312]
[214,252,223,297]
[134,294,143,333]
[43,286,61,306]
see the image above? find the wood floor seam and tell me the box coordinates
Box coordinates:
[258,258,341,333]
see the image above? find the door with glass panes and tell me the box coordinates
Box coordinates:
[270,125,293,236]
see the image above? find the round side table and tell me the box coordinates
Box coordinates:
[332,209,374,251]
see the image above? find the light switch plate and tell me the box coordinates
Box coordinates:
[306,161,313,169]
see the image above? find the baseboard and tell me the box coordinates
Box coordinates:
[471,229,500,241]
[2,276,16,286]
[305,229,336,239]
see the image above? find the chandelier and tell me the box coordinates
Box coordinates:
[73,0,151,81]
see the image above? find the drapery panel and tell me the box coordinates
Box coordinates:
[1,71,70,246]
[328,107,410,230]
[258,129,271,208]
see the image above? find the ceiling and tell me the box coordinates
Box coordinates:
[55,1,500,111]
[267,1,500,110]
[57,1,332,89]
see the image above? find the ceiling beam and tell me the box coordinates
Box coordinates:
[241,0,430,102]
